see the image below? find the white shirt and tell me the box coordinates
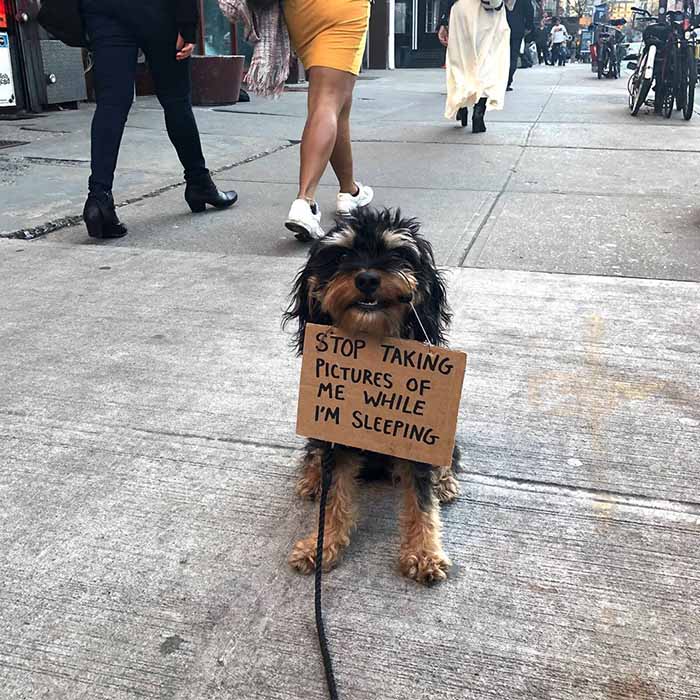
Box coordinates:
[551,25,568,44]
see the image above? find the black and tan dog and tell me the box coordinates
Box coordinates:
[284,208,461,584]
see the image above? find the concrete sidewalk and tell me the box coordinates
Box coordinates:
[1,64,699,700]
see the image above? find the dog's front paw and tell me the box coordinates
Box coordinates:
[435,474,460,504]
[400,551,450,585]
[288,538,341,574]
[295,474,320,500]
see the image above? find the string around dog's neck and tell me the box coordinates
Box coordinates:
[395,270,432,353]
[409,301,432,353]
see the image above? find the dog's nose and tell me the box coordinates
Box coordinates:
[355,271,381,295]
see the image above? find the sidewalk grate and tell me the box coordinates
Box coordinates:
[0,140,28,150]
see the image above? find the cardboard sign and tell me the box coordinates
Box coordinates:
[296,324,467,466]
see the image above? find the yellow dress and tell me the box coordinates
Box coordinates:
[283,0,370,76]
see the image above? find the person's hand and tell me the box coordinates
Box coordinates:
[176,34,195,61]
[438,25,449,46]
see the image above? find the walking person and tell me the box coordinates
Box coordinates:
[80,0,237,240]
[549,17,570,66]
[282,0,374,241]
[534,22,549,64]
[506,0,534,91]
[438,0,515,134]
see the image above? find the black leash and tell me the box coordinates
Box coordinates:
[315,443,339,700]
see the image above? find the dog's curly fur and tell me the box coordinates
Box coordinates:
[284,208,461,584]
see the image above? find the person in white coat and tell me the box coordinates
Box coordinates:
[438,0,515,133]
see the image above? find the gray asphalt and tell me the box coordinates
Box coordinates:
[1,64,699,700]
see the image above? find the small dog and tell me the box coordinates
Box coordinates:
[284,208,461,584]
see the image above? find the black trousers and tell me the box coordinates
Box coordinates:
[551,43,566,66]
[82,0,207,194]
[508,33,524,87]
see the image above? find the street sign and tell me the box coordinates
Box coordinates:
[0,33,15,107]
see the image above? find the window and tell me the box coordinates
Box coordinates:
[425,0,441,33]
[199,0,234,56]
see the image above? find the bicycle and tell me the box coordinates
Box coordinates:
[630,3,697,119]
[669,5,697,119]
[597,21,625,79]
[628,7,663,114]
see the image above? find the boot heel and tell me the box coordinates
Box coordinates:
[84,208,104,239]
[187,199,206,213]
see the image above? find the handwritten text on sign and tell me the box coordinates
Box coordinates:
[296,324,467,466]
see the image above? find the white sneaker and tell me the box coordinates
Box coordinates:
[336,182,374,215]
[285,198,324,241]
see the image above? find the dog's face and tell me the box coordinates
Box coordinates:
[285,209,451,352]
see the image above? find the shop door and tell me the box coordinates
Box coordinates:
[395,0,445,68]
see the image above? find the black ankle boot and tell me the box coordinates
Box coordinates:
[456,107,469,127]
[184,173,238,213]
[83,192,128,239]
[472,100,487,134]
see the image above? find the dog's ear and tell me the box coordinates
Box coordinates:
[410,235,452,347]
[282,256,330,355]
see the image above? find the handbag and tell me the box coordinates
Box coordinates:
[37,0,86,48]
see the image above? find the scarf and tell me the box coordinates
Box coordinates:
[218,0,293,97]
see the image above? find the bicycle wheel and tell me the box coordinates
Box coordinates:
[630,51,652,115]
[663,88,674,116]
[676,44,688,111]
[633,78,653,114]
[684,44,696,119]
[665,47,677,117]
[598,49,605,78]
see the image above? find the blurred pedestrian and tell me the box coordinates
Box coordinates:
[282,0,374,241]
[81,0,237,240]
[534,22,549,64]
[438,0,515,134]
[549,17,570,66]
[506,0,534,91]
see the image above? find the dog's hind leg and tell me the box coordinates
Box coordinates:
[434,445,462,505]
[396,460,450,585]
[295,440,324,500]
[289,448,362,574]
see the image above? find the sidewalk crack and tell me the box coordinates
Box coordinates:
[1,142,298,241]
[463,472,700,515]
[456,73,564,267]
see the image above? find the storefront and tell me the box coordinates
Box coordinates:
[135,0,248,105]
[367,0,446,70]
[0,0,86,113]
[394,0,445,67]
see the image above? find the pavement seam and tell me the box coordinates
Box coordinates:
[0,155,88,166]
[11,236,698,285]
[213,178,690,200]
[1,141,298,241]
[463,472,700,515]
[349,139,700,154]
[455,71,566,268]
[462,263,700,285]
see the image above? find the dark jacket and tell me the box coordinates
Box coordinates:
[175,0,199,44]
[40,0,199,46]
[506,0,534,38]
[438,0,458,28]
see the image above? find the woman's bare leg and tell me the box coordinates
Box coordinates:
[298,66,357,202]
[329,94,356,194]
